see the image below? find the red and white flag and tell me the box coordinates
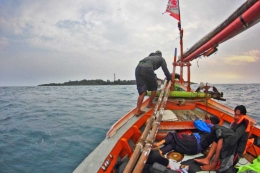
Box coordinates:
[166,0,180,21]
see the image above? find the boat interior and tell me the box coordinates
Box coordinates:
[157,100,260,171]
[91,94,260,173]
[73,82,260,173]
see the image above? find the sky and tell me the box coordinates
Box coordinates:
[0,0,260,86]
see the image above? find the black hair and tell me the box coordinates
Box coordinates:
[155,50,162,56]
[174,73,180,80]
[210,116,220,125]
[234,105,247,115]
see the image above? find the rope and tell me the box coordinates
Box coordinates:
[196,57,200,67]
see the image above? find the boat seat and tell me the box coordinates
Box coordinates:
[157,110,178,121]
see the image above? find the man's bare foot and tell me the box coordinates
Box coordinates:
[135,110,145,117]
[147,103,156,108]
[200,164,216,171]
[194,158,210,165]
[153,142,160,147]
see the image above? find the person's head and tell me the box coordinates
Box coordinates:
[210,116,220,125]
[155,50,162,56]
[234,105,247,123]
[174,73,180,80]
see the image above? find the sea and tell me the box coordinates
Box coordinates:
[0,84,260,173]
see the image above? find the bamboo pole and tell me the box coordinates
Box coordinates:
[123,80,167,173]
[180,29,184,83]
[187,61,191,91]
[147,91,221,98]
[171,48,177,91]
[132,81,172,173]
[122,117,153,173]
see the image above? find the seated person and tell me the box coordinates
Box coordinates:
[195,105,251,173]
[153,116,220,155]
[145,150,189,172]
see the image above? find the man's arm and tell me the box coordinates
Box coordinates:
[161,59,171,81]
[236,132,249,157]
[232,121,247,141]
[234,121,249,156]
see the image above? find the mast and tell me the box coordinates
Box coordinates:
[183,0,260,62]
[165,0,191,91]
[183,0,258,60]
[177,0,184,83]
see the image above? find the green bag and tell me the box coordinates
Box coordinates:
[237,155,260,173]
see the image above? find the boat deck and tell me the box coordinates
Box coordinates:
[171,109,206,121]
[74,97,260,173]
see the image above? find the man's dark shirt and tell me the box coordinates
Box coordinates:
[138,54,171,81]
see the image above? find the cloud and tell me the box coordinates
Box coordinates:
[248,50,260,56]
[1,0,260,86]
[0,37,8,49]
[210,72,240,80]
[189,71,243,84]
[1,1,115,52]
[222,50,260,65]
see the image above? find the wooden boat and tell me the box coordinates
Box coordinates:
[74,1,260,173]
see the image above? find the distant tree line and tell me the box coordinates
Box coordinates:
[38,79,136,86]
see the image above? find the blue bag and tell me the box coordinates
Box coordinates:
[193,119,213,133]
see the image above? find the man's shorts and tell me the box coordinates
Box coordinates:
[135,66,157,95]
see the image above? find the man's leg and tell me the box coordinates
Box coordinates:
[154,132,175,147]
[135,92,146,116]
[195,141,218,165]
[135,66,147,116]
[147,90,156,108]
[153,139,166,147]
[159,144,173,155]
[146,68,157,108]
[201,138,223,171]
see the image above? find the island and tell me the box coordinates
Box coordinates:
[38,79,136,86]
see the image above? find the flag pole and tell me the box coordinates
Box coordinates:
[165,0,188,87]
[178,0,184,83]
